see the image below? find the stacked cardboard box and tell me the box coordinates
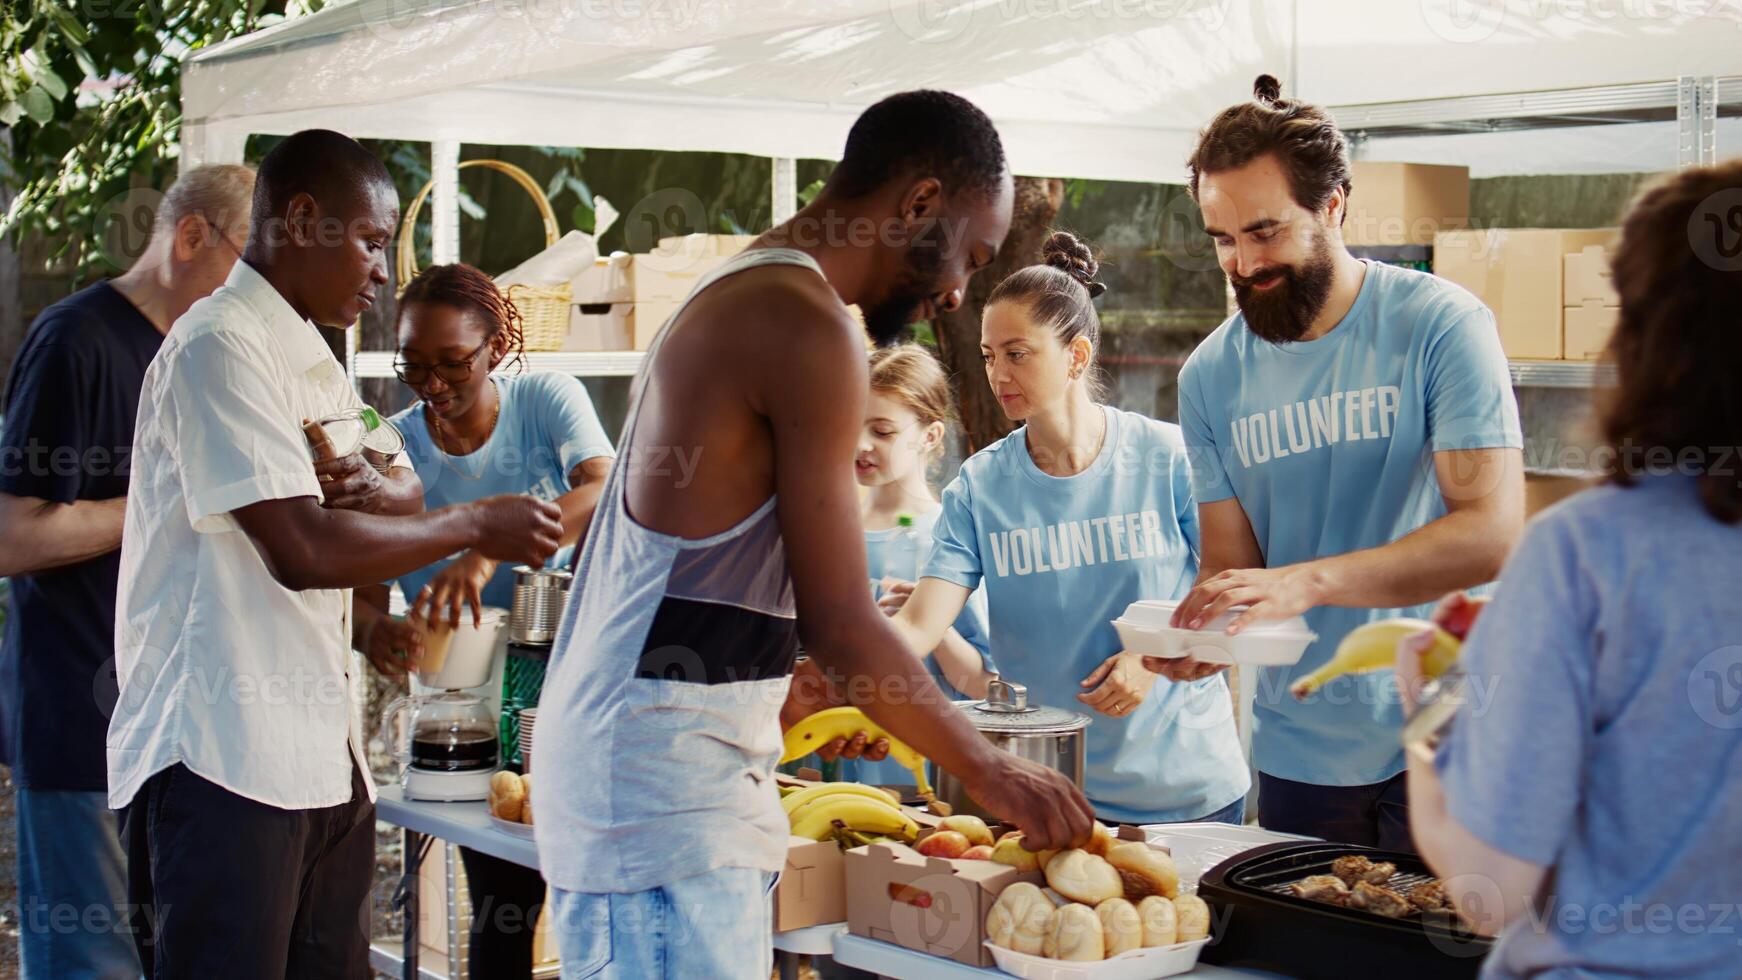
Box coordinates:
[1563,244,1619,360]
[1432,228,1619,360]
[564,234,755,351]
[1345,162,1470,247]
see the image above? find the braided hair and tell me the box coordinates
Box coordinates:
[398,263,526,374]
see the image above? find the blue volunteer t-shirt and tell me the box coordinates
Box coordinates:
[924,405,1250,824]
[1439,475,1742,980]
[841,508,995,787]
[389,371,614,608]
[1178,260,1522,786]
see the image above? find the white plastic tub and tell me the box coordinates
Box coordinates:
[984,938,1210,980]
[1112,600,1315,667]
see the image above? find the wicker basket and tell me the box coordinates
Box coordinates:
[396,159,572,351]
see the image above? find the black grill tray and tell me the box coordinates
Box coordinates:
[1197,841,1492,979]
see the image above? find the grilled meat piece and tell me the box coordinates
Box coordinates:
[1349,880,1414,919]
[1289,874,1352,906]
[1409,880,1448,912]
[1332,854,1398,886]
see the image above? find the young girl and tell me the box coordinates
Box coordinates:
[353,263,614,978]
[883,232,1249,824]
[783,346,994,787]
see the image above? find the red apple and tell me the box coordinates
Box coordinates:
[961,845,995,861]
[914,830,971,859]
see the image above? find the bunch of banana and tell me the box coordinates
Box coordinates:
[788,789,921,844]
[780,707,933,796]
[1290,618,1463,699]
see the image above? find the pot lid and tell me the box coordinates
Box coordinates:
[958,678,1090,734]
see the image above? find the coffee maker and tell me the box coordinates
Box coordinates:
[380,608,508,801]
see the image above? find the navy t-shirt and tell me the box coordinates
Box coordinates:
[0,282,162,791]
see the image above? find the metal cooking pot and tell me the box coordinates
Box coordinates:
[931,677,1090,821]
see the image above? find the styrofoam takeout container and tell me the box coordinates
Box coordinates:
[1112,599,1315,667]
[984,938,1210,980]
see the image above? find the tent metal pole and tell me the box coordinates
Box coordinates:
[432,140,462,264]
[1677,76,1717,170]
[772,157,797,224]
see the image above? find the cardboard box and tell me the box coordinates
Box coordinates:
[656,233,757,259]
[1345,162,1470,246]
[569,253,635,304]
[630,301,683,351]
[564,302,633,351]
[1563,302,1619,360]
[773,776,943,931]
[1563,245,1618,306]
[569,251,725,307]
[846,825,1167,968]
[1526,472,1595,518]
[777,836,849,931]
[1433,228,1618,359]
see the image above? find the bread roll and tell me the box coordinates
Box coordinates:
[1043,903,1104,962]
[986,882,1054,956]
[1136,895,1177,947]
[1044,849,1123,905]
[1107,841,1180,900]
[1174,894,1210,942]
[488,771,525,822]
[1085,822,1117,857]
[1095,897,1143,957]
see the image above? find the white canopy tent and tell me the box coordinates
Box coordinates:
[182,0,1742,184]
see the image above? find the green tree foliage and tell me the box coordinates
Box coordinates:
[1,0,325,280]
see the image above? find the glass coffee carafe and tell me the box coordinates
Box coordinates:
[381,690,500,776]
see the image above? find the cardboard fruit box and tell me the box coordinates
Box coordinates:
[846,824,1167,968]
[773,776,942,932]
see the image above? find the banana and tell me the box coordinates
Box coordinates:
[780,707,932,795]
[789,795,920,842]
[782,781,901,818]
[1291,618,1462,699]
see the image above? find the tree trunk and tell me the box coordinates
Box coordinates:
[932,177,1063,455]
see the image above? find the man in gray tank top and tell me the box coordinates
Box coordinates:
[535,91,1096,977]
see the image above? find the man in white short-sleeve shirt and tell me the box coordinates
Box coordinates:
[109,129,564,978]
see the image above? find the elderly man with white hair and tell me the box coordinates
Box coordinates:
[0,163,255,979]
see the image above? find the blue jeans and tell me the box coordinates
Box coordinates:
[1193,795,1247,826]
[551,866,776,979]
[16,788,143,979]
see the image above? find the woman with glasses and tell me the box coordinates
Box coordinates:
[354,262,614,979]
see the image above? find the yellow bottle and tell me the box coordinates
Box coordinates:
[1290,618,1462,699]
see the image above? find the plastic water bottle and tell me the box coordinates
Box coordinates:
[885,513,923,585]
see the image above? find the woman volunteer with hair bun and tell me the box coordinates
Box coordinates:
[881,232,1249,824]
[351,262,615,978]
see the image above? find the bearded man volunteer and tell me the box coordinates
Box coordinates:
[1152,75,1525,850]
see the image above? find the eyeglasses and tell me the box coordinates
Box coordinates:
[393,340,490,385]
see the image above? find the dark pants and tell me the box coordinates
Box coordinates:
[1257,771,1414,852]
[458,847,546,977]
[120,763,374,980]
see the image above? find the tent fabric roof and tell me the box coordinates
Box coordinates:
[183,0,1741,181]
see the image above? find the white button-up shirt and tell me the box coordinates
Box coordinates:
[109,260,381,811]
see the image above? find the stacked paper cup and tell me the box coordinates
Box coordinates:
[518,708,538,774]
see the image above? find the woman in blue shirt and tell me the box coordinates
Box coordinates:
[782,344,994,787]
[1399,163,1742,980]
[883,233,1249,824]
[353,263,614,979]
